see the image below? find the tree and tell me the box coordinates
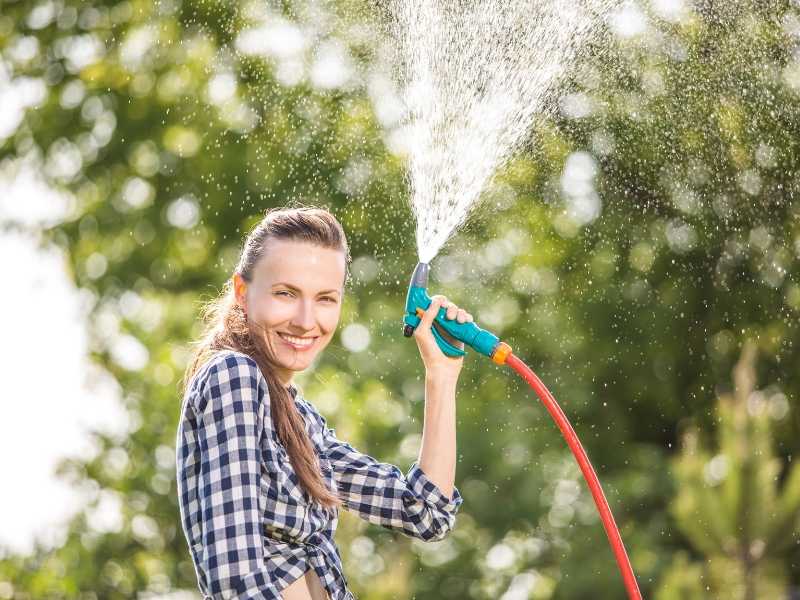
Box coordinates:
[656,341,799,599]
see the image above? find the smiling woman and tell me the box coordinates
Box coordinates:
[175,205,466,600]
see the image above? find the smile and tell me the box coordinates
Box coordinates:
[277,332,318,350]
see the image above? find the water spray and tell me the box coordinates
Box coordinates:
[403,261,642,599]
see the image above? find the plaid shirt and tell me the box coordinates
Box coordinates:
[176,350,463,600]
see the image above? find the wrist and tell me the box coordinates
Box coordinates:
[425,370,459,388]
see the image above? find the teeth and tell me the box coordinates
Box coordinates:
[279,333,315,347]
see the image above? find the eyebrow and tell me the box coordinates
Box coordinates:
[271,283,341,295]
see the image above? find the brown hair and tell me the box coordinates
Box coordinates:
[183,205,351,510]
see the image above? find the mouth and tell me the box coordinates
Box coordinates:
[276,332,319,351]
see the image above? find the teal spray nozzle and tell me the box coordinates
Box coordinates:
[402,262,512,363]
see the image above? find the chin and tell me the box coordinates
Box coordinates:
[276,353,317,370]
[280,360,312,372]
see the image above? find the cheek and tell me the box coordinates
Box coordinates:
[249,297,288,326]
[319,306,341,334]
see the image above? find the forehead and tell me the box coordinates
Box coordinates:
[251,239,346,290]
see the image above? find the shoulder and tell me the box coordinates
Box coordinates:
[190,350,265,411]
[194,349,261,385]
[208,349,260,374]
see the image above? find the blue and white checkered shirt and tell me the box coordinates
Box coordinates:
[176,350,464,599]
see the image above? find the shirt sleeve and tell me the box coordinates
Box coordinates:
[312,410,464,542]
[194,353,282,600]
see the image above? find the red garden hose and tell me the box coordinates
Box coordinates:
[505,352,642,599]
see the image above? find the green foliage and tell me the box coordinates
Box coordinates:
[654,552,706,600]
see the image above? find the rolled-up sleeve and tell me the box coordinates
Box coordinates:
[315,412,463,542]
[194,354,282,599]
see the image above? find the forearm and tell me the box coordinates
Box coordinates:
[417,374,458,498]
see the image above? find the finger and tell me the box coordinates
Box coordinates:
[455,308,468,324]
[418,295,445,330]
[446,302,458,320]
[466,312,474,322]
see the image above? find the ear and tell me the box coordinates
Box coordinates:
[233,273,248,313]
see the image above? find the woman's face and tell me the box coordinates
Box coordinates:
[235,239,346,385]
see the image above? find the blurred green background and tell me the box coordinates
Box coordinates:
[1,0,800,598]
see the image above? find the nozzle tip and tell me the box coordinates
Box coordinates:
[410,262,430,288]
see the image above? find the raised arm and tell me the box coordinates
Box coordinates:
[194,354,282,599]
[409,294,471,503]
[417,374,458,499]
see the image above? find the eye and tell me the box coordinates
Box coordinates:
[275,290,294,298]
[320,296,337,303]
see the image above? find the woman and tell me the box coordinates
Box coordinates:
[176,206,472,600]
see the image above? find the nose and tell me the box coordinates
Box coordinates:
[291,299,316,332]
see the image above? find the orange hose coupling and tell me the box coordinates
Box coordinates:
[491,342,513,365]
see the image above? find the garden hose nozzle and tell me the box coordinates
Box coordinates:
[402,262,512,364]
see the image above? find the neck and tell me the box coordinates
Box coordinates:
[274,367,295,389]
